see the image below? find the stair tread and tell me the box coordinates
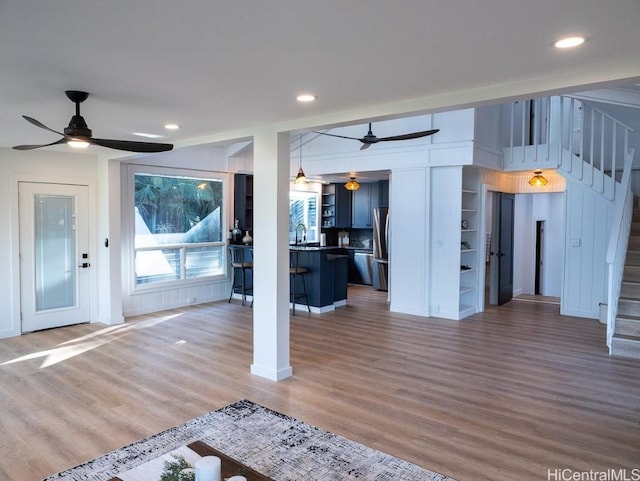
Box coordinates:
[616,314,640,321]
[618,296,640,301]
[612,333,640,341]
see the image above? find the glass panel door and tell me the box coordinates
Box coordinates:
[34,194,77,311]
[19,182,90,332]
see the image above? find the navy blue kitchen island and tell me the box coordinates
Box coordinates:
[230,245,349,312]
[289,246,349,312]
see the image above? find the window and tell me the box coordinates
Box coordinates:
[289,191,318,243]
[134,172,225,286]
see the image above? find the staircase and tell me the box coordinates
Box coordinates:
[612,207,640,358]
[503,95,639,358]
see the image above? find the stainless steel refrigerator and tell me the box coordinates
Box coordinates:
[372,207,389,291]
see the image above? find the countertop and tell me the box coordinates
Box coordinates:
[289,244,373,252]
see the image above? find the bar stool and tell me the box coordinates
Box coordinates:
[228,245,253,306]
[289,250,310,315]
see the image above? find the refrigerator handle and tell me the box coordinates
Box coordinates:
[385,209,390,257]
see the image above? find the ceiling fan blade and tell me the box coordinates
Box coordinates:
[377,129,440,142]
[360,142,372,150]
[312,131,361,141]
[22,115,65,136]
[91,138,173,153]
[12,138,67,150]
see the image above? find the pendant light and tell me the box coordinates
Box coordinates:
[345,176,360,191]
[294,133,307,184]
[528,170,549,187]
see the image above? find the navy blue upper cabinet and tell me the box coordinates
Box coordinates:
[378,179,389,208]
[351,182,379,228]
[234,174,253,233]
[335,184,352,228]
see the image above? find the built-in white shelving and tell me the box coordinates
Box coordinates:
[458,175,480,319]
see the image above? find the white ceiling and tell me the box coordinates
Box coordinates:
[1,1,640,154]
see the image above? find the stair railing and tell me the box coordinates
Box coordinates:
[505,96,633,201]
[559,97,634,201]
[605,149,635,350]
[505,97,553,166]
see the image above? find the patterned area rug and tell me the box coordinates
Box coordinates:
[43,400,455,481]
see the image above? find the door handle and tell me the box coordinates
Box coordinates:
[78,262,90,268]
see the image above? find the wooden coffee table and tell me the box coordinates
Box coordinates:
[108,440,273,481]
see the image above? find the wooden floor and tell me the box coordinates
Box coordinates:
[1,287,638,481]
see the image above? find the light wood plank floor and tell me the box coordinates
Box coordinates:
[1,286,638,481]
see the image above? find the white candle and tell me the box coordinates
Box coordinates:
[195,456,221,481]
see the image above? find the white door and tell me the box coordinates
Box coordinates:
[19,182,90,332]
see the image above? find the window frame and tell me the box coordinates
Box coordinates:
[124,164,228,293]
[289,190,319,244]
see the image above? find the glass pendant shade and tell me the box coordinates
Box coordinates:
[294,166,307,184]
[345,177,360,191]
[294,133,307,184]
[529,170,549,187]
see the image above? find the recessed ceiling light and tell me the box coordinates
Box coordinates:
[133,132,164,139]
[164,123,181,130]
[296,94,317,103]
[554,36,586,49]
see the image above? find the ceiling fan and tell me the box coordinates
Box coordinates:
[313,122,439,150]
[12,90,173,153]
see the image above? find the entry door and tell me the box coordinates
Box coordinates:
[535,220,545,295]
[19,182,90,332]
[496,193,515,305]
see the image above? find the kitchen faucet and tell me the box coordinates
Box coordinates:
[295,223,307,244]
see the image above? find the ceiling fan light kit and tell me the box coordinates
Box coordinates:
[13,90,173,153]
[67,139,90,149]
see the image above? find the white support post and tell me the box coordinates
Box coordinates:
[250,128,293,381]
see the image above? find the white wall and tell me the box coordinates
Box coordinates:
[389,167,429,316]
[429,166,463,318]
[119,144,235,316]
[562,179,613,318]
[513,193,565,297]
[473,105,504,171]
[0,147,101,338]
[301,111,475,178]
[384,112,476,319]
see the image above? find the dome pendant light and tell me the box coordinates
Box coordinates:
[294,133,307,184]
[345,176,360,191]
[528,170,549,187]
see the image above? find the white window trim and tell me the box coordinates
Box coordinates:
[122,163,229,295]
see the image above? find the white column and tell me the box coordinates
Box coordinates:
[250,128,293,380]
[389,167,430,317]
